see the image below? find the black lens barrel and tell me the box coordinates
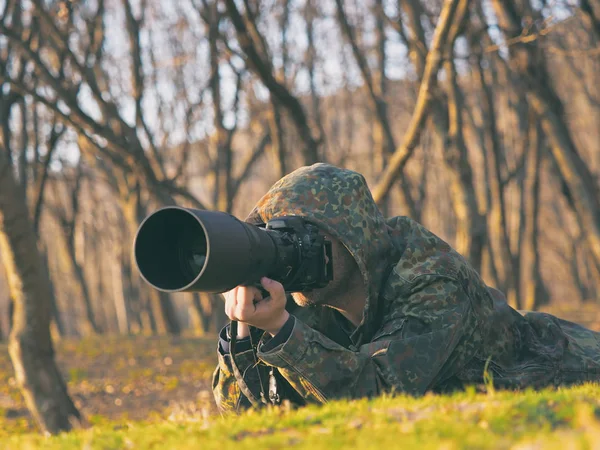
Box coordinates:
[134,207,278,293]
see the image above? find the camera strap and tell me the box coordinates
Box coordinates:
[229,320,269,408]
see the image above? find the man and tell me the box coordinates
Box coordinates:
[213,163,600,412]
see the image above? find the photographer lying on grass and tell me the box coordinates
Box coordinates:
[213,163,600,412]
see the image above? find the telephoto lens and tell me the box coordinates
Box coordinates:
[133,207,333,294]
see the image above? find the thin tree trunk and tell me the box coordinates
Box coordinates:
[64,230,99,334]
[269,99,287,179]
[224,0,320,165]
[472,44,514,294]
[49,166,100,335]
[139,283,158,334]
[373,0,390,217]
[335,0,416,217]
[522,119,548,310]
[400,0,428,78]
[580,0,600,38]
[32,123,64,236]
[304,0,326,153]
[372,0,463,204]
[207,3,233,212]
[189,293,207,336]
[147,289,180,335]
[85,226,110,333]
[444,52,486,272]
[0,151,82,434]
[571,235,593,301]
[463,68,501,288]
[118,239,138,334]
[121,192,181,335]
[492,0,600,271]
[39,247,66,337]
[110,242,130,334]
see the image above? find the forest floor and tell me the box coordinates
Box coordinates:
[0,304,599,449]
[0,334,220,434]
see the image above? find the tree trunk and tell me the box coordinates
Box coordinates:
[0,152,82,434]
[188,292,225,335]
[139,284,159,334]
[335,0,416,218]
[147,289,181,335]
[189,293,207,336]
[443,53,486,272]
[471,46,512,294]
[63,230,100,335]
[304,0,326,153]
[372,0,463,205]
[39,247,67,337]
[207,294,228,333]
[269,99,287,179]
[121,194,181,335]
[580,0,600,38]
[224,0,320,165]
[492,0,600,271]
[110,240,131,334]
[117,237,138,334]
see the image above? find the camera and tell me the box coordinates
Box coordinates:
[133,207,333,293]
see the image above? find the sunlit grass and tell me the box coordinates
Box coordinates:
[1,336,600,448]
[2,385,600,449]
[0,334,219,433]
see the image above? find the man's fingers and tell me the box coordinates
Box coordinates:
[224,287,238,320]
[224,284,281,323]
[222,282,288,334]
[233,286,262,321]
[260,277,285,302]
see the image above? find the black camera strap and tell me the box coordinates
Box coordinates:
[229,320,269,408]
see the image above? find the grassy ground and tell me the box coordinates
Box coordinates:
[1,335,600,449]
[3,385,600,449]
[0,334,220,434]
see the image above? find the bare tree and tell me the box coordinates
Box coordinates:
[0,0,200,208]
[444,52,486,271]
[47,161,100,335]
[0,2,82,431]
[492,0,600,271]
[371,0,463,204]
[223,0,321,165]
[522,119,549,310]
[335,0,417,218]
[0,146,82,434]
[580,0,600,38]
[304,0,325,160]
[0,0,598,354]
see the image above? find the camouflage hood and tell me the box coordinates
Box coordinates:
[246,163,396,343]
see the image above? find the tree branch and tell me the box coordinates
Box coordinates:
[223,0,319,165]
[372,0,462,204]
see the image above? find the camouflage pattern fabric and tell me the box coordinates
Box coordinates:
[213,163,600,412]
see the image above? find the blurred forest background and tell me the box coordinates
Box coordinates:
[1,0,600,435]
[1,0,599,339]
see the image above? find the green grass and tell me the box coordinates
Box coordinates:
[1,336,600,448]
[2,385,600,449]
[0,334,220,432]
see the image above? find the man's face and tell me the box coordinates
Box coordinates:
[291,230,360,307]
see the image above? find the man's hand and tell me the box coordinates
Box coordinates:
[223,277,289,337]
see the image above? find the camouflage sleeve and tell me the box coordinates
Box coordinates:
[212,323,307,412]
[212,346,258,413]
[256,278,479,402]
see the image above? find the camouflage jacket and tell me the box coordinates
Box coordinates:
[213,164,600,413]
